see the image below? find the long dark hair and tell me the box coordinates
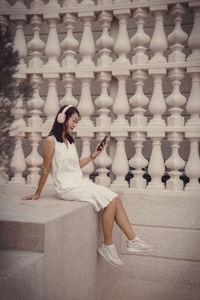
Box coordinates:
[49,105,80,144]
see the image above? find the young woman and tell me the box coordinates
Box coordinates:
[23,105,155,267]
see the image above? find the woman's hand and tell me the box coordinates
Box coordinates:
[21,194,40,200]
[92,142,106,159]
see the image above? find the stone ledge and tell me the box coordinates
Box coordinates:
[121,225,200,261]
[122,255,200,287]
[121,190,200,229]
[104,278,200,300]
[0,184,121,300]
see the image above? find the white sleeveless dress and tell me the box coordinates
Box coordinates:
[51,137,117,212]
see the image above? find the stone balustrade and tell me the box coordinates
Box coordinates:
[1,0,200,191]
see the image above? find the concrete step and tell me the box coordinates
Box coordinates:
[119,190,200,287]
[104,278,200,300]
[121,225,200,261]
[120,225,200,285]
[122,189,200,229]
[121,254,200,287]
[0,249,44,300]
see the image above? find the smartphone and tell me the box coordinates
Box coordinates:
[97,136,108,151]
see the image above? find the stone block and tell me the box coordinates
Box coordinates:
[122,190,200,229]
[121,255,200,287]
[0,184,121,300]
[121,225,200,261]
[0,250,44,300]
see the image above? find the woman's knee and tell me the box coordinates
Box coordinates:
[114,196,124,208]
[106,196,118,209]
[104,196,121,212]
[111,196,121,207]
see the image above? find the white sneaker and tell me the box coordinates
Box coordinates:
[126,237,156,253]
[98,243,123,267]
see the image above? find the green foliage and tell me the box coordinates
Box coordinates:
[0,24,33,101]
[0,24,32,170]
[0,25,19,99]
[0,97,13,168]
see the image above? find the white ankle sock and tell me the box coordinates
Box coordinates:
[129,237,137,242]
[104,243,113,248]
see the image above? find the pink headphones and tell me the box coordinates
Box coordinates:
[57,105,74,124]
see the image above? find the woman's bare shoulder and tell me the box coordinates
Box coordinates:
[45,135,55,143]
[43,135,55,151]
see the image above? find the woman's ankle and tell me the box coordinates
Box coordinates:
[104,241,113,246]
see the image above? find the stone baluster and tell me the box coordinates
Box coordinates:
[11,0,26,9]
[94,71,113,186]
[10,136,26,184]
[167,3,188,63]
[147,136,165,189]
[147,67,166,189]
[97,0,112,4]
[25,132,43,186]
[30,0,44,9]
[80,137,94,179]
[149,6,168,63]
[111,136,129,188]
[27,74,44,127]
[129,69,149,189]
[10,15,27,73]
[131,7,150,65]
[94,134,112,187]
[165,68,186,190]
[77,73,95,127]
[78,12,95,66]
[184,67,200,190]
[187,3,200,63]
[43,75,60,128]
[96,11,114,66]
[9,78,27,184]
[113,0,130,4]
[79,0,94,5]
[63,0,78,7]
[129,69,149,126]
[148,69,166,126]
[166,68,186,126]
[44,16,60,71]
[45,0,60,8]
[60,73,78,107]
[0,0,10,9]
[185,138,200,190]
[113,9,131,65]
[112,73,130,126]
[27,15,45,69]
[61,13,79,69]
[129,133,148,189]
[95,72,113,127]
[185,72,200,127]
[165,132,185,190]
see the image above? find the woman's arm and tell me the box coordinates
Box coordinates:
[76,143,105,169]
[22,136,55,200]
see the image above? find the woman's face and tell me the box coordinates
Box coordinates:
[65,112,79,134]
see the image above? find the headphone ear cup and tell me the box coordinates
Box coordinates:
[57,113,66,123]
